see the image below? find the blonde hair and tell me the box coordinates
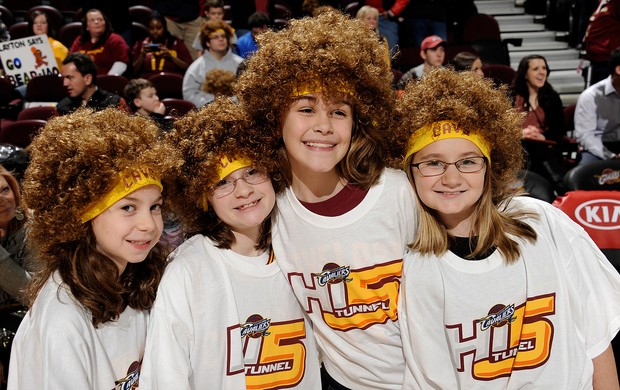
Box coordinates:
[394,68,537,262]
[236,10,394,189]
[356,5,379,20]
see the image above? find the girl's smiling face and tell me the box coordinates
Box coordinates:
[281,93,353,181]
[411,138,487,236]
[91,185,163,274]
[207,166,275,239]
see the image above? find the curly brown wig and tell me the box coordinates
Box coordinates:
[202,69,236,96]
[23,108,180,326]
[393,68,537,262]
[165,97,285,251]
[236,10,395,189]
[200,19,234,51]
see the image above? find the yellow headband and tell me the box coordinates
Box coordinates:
[81,167,162,223]
[402,120,491,170]
[291,80,354,97]
[208,28,226,38]
[201,156,252,211]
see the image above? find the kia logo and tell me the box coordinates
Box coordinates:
[574,199,620,230]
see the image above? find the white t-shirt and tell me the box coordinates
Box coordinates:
[400,196,620,389]
[140,235,321,389]
[8,272,147,390]
[272,168,417,389]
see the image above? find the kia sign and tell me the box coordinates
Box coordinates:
[574,199,620,230]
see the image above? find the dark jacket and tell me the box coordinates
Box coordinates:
[56,88,125,115]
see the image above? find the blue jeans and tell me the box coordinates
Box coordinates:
[379,15,399,54]
[578,151,602,165]
[404,18,447,48]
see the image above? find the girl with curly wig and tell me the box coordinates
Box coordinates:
[394,68,620,388]
[236,10,416,389]
[140,97,321,388]
[7,108,178,389]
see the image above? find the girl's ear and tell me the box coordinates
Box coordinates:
[133,97,143,109]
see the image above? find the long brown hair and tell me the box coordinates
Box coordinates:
[23,108,179,326]
[236,11,394,189]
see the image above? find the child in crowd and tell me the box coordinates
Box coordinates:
[140,97,321,389]
[8,108,177,389]
[124,78,173,132]
[395,68,620,388]
[236,11,416,389]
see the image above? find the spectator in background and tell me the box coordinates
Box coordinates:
[510,54,566,192]
[356,5,391,66]
[193,0,238,57]
[234,12,269,59]
[76,1,132,46]
[124,78,173,132]
[28,10,68,69]
[0,10,9,42]
[70,9,130,76]
[398,35,446,87]
[57,53,130,115]
[183,20,242,108]
[584,0,620,85]
[0,166,34,307]
[362,0,409,54]
[450,51,484,76]
[133,12,192,78]
[575,46,620,163]
[154,0,202,60]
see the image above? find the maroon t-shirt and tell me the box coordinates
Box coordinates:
[299,184,368,217]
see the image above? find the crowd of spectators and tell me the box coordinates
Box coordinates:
[0,0,618,193]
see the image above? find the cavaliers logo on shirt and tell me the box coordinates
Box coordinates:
[312,263,352,286]
[241,314,271,338]
[113,360,140,390]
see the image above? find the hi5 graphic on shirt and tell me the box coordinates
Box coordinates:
[447,293,556,380]
[226,315,309,389]
[288,259,402,331]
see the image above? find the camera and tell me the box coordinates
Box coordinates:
[144,43,160,52]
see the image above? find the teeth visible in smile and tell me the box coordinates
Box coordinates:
[238,201,258,210]
[304,142,335,148]
[131,241,149,245]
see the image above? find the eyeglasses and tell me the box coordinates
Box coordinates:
[209,33,226,40]
[210,168,268,198]
[411,156,487,177]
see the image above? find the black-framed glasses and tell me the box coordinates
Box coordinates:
[210,168,268,198]
[411,156,487,177]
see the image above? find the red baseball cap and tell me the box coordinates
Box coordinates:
[421,35,447,51]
